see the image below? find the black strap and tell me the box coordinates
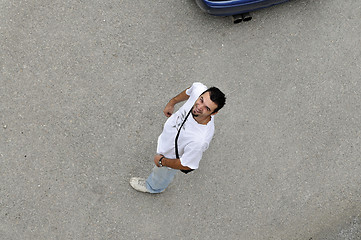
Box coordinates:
[175,108,194,174]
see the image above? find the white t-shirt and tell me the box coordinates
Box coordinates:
[156,82,215,170]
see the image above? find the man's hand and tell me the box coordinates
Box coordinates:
[154,154,164,167]
[163,102,175,117]
[153,154,192,170]
[163,88,190,117]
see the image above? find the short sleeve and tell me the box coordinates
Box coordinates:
[186,82,207,99]
[180,141,208,170]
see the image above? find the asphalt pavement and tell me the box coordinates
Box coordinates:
[1,0,360,239]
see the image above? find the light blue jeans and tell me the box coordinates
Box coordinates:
[146,166,178,193]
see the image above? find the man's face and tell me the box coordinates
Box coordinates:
[192,91,218,118]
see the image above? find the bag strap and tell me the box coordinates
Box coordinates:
[175,108,194,174]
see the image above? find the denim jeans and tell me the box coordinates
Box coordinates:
[146,166,178,193]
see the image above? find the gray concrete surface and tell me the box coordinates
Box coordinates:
[1,0,360,239]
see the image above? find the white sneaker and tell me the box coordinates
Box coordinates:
[129,177,150,193]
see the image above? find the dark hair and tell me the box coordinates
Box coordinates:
[203,87,226,113]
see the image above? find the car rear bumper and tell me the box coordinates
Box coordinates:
[195,0,289,16]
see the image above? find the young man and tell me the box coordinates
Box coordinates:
[130,82,226,193]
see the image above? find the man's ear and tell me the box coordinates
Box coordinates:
[211,111,218,116]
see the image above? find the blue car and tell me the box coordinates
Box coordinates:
[195,0,289,22]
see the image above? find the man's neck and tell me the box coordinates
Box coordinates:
[193,115,211,125]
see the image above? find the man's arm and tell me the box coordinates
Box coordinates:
[163,88,190,117]
[154,154,192,171]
